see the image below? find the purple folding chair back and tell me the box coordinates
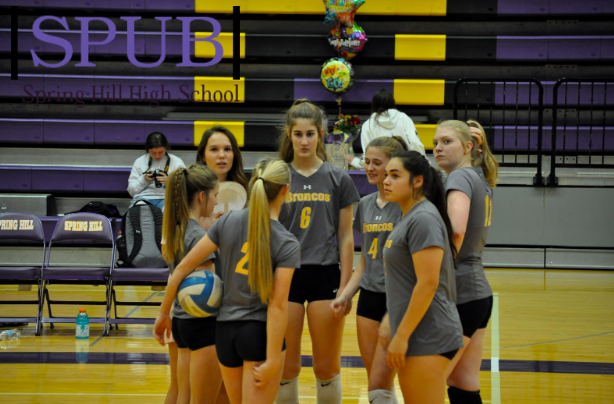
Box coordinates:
[0,212,45,335]
[49,213,114,244]
[0,212,45,243]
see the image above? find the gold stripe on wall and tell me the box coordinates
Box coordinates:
[192,77,245,103]
[393,79,445,105]
[195,0,447,15]
[194,32,245,59]
[194,121,245,147]
[395,35,446,61]
[415,124,438,150]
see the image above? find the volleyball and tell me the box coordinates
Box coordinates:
[177,270,223,317]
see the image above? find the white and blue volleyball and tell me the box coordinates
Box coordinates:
[177,270,223,317]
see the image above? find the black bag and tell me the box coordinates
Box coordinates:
[67,201,121,218]
[116,200,166,268]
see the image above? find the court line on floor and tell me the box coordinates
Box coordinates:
[491,293,501,404]
[503,331,614,349]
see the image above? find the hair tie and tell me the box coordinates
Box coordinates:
[183,169,189,177]
[256,177,265,182]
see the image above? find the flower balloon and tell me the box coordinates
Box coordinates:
[323,0,365,27]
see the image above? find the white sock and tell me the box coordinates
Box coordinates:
[367,389,394,404]
[316,374,342,404]
[275,376,299,404]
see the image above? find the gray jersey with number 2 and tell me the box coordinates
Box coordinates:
[208,209,301,322]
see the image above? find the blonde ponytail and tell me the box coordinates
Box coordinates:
[247,158,291,303]
[466,120,499,188]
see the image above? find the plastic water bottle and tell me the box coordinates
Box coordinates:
[76,308,90,339]
[0,329,20,341]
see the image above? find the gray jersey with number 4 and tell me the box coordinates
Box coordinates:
[384,200,463,356]
[208,209,301,322]
[354,192,402,293]
[445,166,493,304]
[169,219,217,319]
[279,162,360,266]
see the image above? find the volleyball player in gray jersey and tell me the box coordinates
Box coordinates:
[276,99,360,404]
[155,158,299,404]
[382,151,463,404]
[434,120,499,404]
[330,137,406,404]
[157,164,223,404]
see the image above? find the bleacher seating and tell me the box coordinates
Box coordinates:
[0,0,612,285]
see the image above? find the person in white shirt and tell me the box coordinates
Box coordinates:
[127,132,186,209]
[347,89,426,169]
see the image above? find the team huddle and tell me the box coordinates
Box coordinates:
[151,98,499,404]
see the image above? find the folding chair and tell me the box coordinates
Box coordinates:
[0,213,45,335]
[40,213,114,336]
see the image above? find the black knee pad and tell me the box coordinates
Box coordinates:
[448,387,483,404]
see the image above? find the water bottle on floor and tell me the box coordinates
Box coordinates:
[76,308,90,339]
[0,329,20,341]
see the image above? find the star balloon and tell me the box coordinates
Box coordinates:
[323,0,366,27]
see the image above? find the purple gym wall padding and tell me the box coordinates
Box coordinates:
[0,166,32,192]
[0,119,44,143]
[44,120,95,144]
[294,79,394,104]
[82,168,130,193]
[549,0,603,14]
[498,0,549,15]
[497,37,548,61]
[548,36,601,61]
[31,166,84,193]
[43,0,95,10]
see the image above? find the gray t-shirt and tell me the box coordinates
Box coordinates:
[445,166,493,304]
[208,209,301,322]
[169,219,217,319]
[384,200,463,356]
[279,162,360,266]
[353,192,402,293]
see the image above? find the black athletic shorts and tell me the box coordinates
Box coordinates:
[171,316,217,351]
[457,295,494,338]
[439,349,459,361]
[356,288,387,322]
[288,264,340,304]
[216,320,286,368]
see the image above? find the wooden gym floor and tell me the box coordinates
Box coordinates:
[1,268,613,403]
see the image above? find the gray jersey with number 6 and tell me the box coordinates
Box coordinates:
[279,162,360,266]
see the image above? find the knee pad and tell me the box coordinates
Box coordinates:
[448,387,482,404]
[316,374,342,404]
[367,389,394,404]
[276,377,299,404]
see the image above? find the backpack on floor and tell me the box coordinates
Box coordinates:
[116,200,166,268]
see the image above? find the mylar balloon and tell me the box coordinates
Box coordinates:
[321,58,354,94]
[328,22,368,60]
[323,0,365,27]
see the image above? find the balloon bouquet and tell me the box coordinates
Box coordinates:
[320,0,368,168]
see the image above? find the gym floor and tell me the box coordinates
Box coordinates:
[1,268,613,403]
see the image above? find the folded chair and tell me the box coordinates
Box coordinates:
[40,213,114,336]
[0,213,45,335]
